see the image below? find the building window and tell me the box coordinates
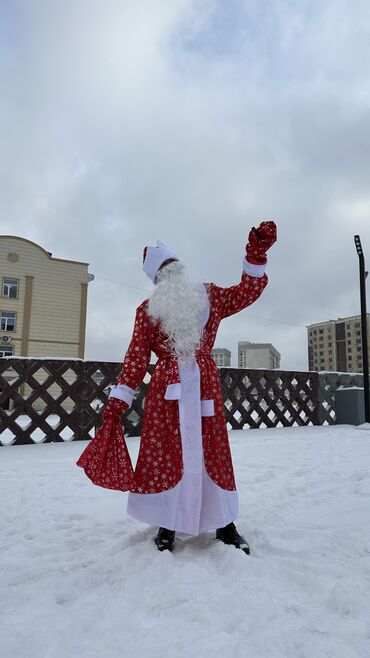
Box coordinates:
[0,345,13,357]
[1,312,16,332]
[2,278,19,299]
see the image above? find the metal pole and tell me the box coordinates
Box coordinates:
[354,235,370,423]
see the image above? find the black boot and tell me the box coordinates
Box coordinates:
[216,522,250,554]
[154,527,176,552]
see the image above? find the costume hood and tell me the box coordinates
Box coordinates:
[142,240,178,283]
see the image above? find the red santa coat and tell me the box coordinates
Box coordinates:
[117,268,268,494]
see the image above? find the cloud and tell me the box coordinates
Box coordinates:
[1,0,370,369]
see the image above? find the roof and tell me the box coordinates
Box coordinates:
[0,235,89,266]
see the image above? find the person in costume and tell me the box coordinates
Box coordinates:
[78,221,277,553]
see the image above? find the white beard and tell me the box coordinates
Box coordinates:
[148,262,208,364]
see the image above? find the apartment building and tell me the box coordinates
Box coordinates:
[238,342,281,369]
[211,348,231,367]
[307,315,370,372]
[0,235,94,359]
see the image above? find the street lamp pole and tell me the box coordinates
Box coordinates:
[354,235,370,423]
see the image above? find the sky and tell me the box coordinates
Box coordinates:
[1,0,370,370]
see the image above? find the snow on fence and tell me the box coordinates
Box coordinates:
[0,357,364,445]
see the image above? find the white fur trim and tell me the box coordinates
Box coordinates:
[164,383,182,400]
[109,384,135,406]
[197,282,210,327]
[201,399,214,416]
[143,240,178,283]
[243,257,266,278]
[148,268,208,363]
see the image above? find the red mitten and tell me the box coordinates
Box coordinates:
[102,397,128,421]
[246,220,277,264]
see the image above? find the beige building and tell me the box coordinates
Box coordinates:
[307,315,370,372]
[0,236,93,359]
[238,342,281,369]
[211,348,231,367]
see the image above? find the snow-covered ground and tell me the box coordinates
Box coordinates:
[1,425,370,658]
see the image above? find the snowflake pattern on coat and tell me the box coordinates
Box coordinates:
[112,269,268,494]
[77,415,134,491]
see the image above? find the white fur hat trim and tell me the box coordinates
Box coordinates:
[143,240,178,282]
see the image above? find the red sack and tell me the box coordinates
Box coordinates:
[76,416,134,491]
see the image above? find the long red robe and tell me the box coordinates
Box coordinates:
[117,269,268,494]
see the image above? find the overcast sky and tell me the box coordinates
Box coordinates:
[1,0,370,370]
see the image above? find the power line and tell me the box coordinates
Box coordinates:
[244,313,306,328]
[93,274,150,293]
[93,274,307,329]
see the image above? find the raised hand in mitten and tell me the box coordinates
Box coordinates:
[102,397,128,421]
[246,220,277,264]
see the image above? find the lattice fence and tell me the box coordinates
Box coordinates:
[317,371,364,425]
[0,358,364,445]
[220,368,320,430]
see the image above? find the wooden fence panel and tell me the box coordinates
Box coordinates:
[219,368,320,429]
[0,358,364,445]
[317,371,364,425]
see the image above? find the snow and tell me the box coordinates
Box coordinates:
[0,415,91,445]
[337,386,364,391]
[319,371,364,376]
[1,425,370,658]
[4,356,84,361]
